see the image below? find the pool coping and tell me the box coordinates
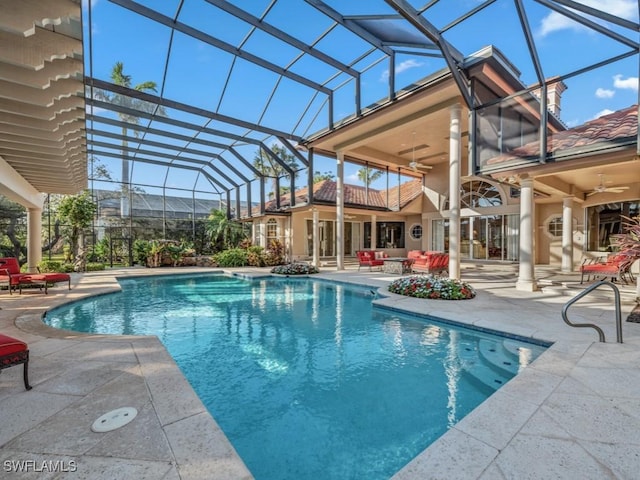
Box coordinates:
[2,266,640,479]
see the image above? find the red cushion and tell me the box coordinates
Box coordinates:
[0,258,21,275]
[40,273,70,283]
[0,334,28,355]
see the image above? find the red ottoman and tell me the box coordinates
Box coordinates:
[0,334,32,390]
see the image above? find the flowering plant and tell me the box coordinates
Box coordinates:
[388,274,476,300]
[271,263,319,275]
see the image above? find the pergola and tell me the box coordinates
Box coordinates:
[0,0,638,270]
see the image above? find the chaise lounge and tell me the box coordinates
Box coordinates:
[0,257,71,294]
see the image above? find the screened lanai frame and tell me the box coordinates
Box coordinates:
[81,0,640,251]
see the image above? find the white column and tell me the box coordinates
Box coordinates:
[516,176,538,291]
[27,207,42,272]
[336,151,344,270]
[562,196,574,273]
[370,214,377,250]
[448,104,462,280]
[312,208,320,267]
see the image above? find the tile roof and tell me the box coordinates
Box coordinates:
[258,178,423,213]
[486,105,638,167]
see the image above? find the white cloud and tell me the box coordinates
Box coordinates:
[380,59,424,81]
[539,0,638,37]
[595,88,615,99]
[593,109,614,119]
[346,173,360,183]
[539,12,584,37]
[613,74,639,92]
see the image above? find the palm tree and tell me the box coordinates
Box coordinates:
[96,62,160,217]
[313,170,335,182]
[356,166,383,188]
[206,209,248,251]
[253,144,299,198]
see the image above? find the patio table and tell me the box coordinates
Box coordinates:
[382,257,414,275]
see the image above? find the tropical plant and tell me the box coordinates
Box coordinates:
[206,209,248,251]
[615,215,640,258]
[57,191,97,259]
[132,239,151,266]
[253,143,299,196]
[264,239,285,266]
[246,245,266,267]
[356,166,383,188]
[92,237,110,262]
[388,275,476,300]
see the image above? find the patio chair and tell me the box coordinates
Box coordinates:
[580,252,637,284]
[356,251,386,271]
[0,334,32,390]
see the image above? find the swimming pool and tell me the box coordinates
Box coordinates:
[45,274,547,479]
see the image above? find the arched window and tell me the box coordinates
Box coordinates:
[443,180,503,210]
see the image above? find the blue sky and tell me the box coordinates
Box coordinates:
[83,0,639,198]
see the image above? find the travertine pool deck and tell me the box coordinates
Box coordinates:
[1,264,639,479]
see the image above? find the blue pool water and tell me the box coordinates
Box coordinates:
[45,274,547,479]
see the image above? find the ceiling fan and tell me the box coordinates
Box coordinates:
[408,131,432,172]
[586,173,630,196]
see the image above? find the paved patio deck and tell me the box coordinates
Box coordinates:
[1,264,639,479]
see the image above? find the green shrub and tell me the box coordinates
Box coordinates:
[86,262,106,271]
[62,263,75,273]
[213,248,248,267]
[37,260,64,273]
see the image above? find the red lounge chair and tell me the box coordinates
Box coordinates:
[0,257,71,294]
[0,334,32,390]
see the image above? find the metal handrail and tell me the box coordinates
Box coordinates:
[561,280,623,343]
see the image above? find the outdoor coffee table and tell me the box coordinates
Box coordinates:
[382,257,414,275]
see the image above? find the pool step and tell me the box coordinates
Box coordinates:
[477,339,520,378]
[458,340,514,393]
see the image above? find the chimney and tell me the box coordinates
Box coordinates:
[546,78,567,118]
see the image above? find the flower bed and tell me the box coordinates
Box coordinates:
[388,274,476,300]
[271,263,319,275]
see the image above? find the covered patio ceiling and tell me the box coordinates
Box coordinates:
[0,1,638,205]
[0,0,85,202]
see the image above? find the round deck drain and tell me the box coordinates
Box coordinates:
[91,407,138,433]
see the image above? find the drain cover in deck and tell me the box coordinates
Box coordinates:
[91,407,138,433]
